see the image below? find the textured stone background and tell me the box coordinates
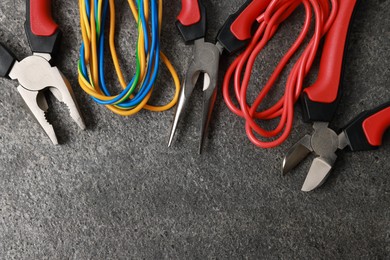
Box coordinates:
[0,0,389,259]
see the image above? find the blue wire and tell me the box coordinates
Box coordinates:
[80,0,161,108]
[93,0,140,105]
[117,0,160,108]
[85,0,91,18]
[139,0,149,53]
[79,44,88,79]
[94,0,99,26]
[97,0,111,96]
[91,0,143,106]
[79,0,90,79]
[97,0,152,107]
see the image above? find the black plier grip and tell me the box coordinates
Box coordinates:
[177,0,271,50]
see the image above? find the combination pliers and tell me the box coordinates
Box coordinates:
[0,0,85,144]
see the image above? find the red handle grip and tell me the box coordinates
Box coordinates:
[231,0,271,41]
[363,106,390,147]
[30,0,58,37]
[304,0,357,103]
[344,102,390,151]
[177,0,201,26]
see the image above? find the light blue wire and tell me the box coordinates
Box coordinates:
[79,0,91,81]
[85,0,90,18]
[79,44,88,79]
[79,0,161,108]
[118,0,160,107]
[94,0,141,105]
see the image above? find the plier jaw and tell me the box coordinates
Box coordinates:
[8,54,85,144]
[168,39,222,153]
[282,123,346,192]
[283,102,390,192]
[171,0,270,152]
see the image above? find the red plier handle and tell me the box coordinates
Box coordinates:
[302,0,358,122]
[25,0,62,55]
[177,0,201,26]
[176,0,206,43]
[344,102,390,151]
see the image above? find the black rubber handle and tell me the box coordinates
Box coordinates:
[176,0,206,44]
[25,0,62,55]
[343,101,390,151]
[217,0,270,54]
[0,43,16,78]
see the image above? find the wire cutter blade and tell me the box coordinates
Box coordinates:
[282,134,313,175]
[282,122,340,191]
[9,54,85,144]
[301,157,334,192]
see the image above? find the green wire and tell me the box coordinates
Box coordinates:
[113,3,143,107]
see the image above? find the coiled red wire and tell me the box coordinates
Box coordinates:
[222,0,339,148]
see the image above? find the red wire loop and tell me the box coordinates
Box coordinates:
[223,0,339,148]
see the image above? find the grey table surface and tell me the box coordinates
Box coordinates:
[0,0,389,259]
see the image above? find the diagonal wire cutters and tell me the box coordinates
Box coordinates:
[0,0,85,144]
[284,103,390,192]
[169,0,271,153]
[282,0,390,191]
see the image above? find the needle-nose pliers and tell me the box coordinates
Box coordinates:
[168,0,271,153]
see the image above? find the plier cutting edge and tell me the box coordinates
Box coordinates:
[169,0,271,153]
[282,0,390,191]
[0,0,85,144]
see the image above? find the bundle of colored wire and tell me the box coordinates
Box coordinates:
[78,0,180,116]
[222,0,339,148]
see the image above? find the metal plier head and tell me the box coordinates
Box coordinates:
[283,103,390,191]
[9,53,85,144]
[283,0,389,191]
[168,39,222,153]
[171,0,272,152]
[0,0,85,144]
[282,122,348,192]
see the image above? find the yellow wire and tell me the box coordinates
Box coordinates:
[78,0,180,115]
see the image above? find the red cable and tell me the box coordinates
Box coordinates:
[223,0,339,148]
